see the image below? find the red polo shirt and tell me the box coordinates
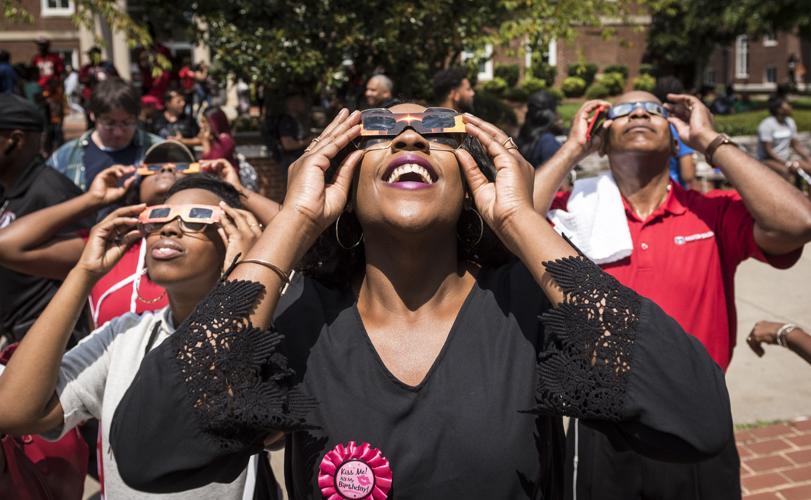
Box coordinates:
[552,183,802,371]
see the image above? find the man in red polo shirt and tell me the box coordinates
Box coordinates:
[534,91,811,499]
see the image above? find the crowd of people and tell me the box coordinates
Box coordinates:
[1,40,811,500]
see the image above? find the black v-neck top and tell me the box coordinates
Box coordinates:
[110,257,733,500]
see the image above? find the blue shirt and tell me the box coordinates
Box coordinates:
[669,125,694,187]
[0,63,17,93]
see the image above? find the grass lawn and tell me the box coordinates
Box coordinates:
[556,99,811,135]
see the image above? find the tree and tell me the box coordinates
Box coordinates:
[645,0,811,87]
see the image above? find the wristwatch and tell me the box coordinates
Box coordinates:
[704,134,738,167]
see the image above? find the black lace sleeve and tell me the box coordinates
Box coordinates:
[534,256,732,461]
[169,279,315,452]
[111,279,315,493]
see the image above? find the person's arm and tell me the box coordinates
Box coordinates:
[790,138,811,162]
[668,94,811,256]
[0,204,144,435]
[0,165,135,279]
[747,321,811,365]
[201,159,280,225]
[111,109,362,492]
[459,115,731,462]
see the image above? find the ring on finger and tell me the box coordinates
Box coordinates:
[312,138,321,144]
[502,137,518,149]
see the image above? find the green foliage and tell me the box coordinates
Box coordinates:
[504,86,529,102]
[603,64,629,79]
[494,64,520,88]
[639,63,657,76]
[585,82,610,99]
[714,109,811,136]
[562,76,587,98]
[546,87,565,103]
[567,63,598,87]
[632,74,657,92]
[520,77,548,95]
[596,72,625,95]
[481,77,508,97]
[473,91,517,128]
[529,59,557,87]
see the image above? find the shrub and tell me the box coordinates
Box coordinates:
[473,91,517,128]
[638,63,657,76]
[530,61,557,87]
[585,82,610,99]
[519,77,547,94]
[596,72,625,95]
[504,86,529,102]
[562,76,587,97]
[567,63,598,87]
[632,74,657,92]
[603,64,629,79]
[481,77,508,97]
[494,64,520,88]
[546,87,565,103]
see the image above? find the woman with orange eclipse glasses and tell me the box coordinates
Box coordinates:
[0,175,267,499]
[109,104,732,499]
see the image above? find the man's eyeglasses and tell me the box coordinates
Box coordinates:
[136,162,201,176]
[138,204,222,234]
[607,101,669,120]
[356,107,466,151]
[97,121,138,132]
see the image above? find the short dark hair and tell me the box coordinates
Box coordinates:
[164,174,244,208]
[163,89,182,105]
[432,67,468,104]
[89,79,140,117]
[768,95,787,116]
[0,50,9,64]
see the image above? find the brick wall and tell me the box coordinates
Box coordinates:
[555,26,648,90]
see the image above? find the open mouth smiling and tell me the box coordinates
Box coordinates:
[381,153,439,189]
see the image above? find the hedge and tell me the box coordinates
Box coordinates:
[562,76,587,97]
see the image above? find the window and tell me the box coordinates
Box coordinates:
[735,35,749,78]
[763,33,778,47]
[765,66,778,84]
[704,68,716,86]
[53,48,77,69]
[525,39,557,70]
[41,0,74,16]
[461,44,493,82]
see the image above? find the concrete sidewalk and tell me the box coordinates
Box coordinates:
[727,250,811,424]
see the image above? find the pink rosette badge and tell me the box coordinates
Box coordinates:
[318,441,393,499]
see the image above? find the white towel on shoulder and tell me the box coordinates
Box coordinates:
[548,171,633,264]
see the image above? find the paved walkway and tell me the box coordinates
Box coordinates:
[739,418,811,499]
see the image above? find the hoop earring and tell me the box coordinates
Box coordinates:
[458,206,484,247]
[135,270,167,304]
[335,212,363,250]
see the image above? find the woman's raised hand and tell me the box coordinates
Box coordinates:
[76,204,145,279]
[455,116,535,253]
[283,109,363,236]
[87,165,137,205]
[217,202,263,271]
[201,158,243,191]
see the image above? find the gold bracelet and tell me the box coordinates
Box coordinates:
[234,258,291,285]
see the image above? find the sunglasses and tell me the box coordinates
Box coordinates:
[356,107,466,151]
[138,204,222,234]
[136,162,201,176]
[607,101,669,120]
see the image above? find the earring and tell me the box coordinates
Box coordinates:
[457,206,484,247]
[335,212,363,250]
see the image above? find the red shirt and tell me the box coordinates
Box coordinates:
[552,183,802,370]
[89,239,168,328]
[31,53,64,88]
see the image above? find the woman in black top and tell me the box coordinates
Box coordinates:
[110,104,732,499]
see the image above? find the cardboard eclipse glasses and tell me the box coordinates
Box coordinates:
[358,107,466,149]
[136,162,201,176]
[138,204,223,234]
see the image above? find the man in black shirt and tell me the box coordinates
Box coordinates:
[148,89,201,147]
[0,94,89,344]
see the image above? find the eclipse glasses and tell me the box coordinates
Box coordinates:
[357,107,466,151]
[138,204,222,234]
[136,162,201,177]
